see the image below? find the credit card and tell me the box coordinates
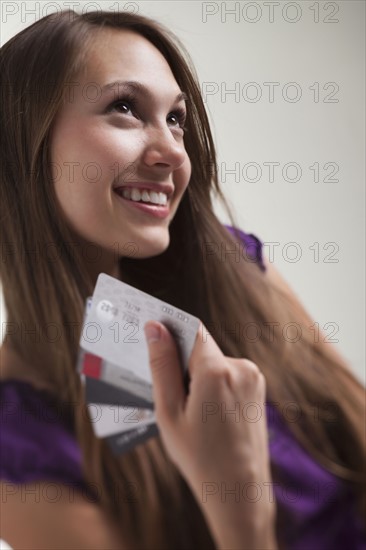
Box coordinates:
[79,273,200,386]
[79,348,154,406]
[82,360,153,409]
[105,423,159,455]
[86,401,156,438]
[78,276,200,454]
[78,298,157,444]
[78,299,157,446]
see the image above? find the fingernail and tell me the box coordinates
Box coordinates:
[144,323,161,343]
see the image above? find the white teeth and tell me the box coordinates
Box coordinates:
[131,188,141,202]
[149,191,159,205]
[158,192,167,206]
[121,188,131,199]
[141,190,150,202]
[120,187,168,206]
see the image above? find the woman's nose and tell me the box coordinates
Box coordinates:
[141,126,187,170]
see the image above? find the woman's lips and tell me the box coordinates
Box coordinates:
[113,189,170,219]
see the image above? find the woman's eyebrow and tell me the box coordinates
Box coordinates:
[101,80,188,103]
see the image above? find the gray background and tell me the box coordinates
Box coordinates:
[1,1,365,385]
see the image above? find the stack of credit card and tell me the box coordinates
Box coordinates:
[77,273,200,454]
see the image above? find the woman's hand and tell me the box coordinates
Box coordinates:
[144,320,277,549]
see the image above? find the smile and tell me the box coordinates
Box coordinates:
[113,188,170,219]
[116,187,168,206]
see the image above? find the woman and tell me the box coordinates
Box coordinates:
[0,10,365,549]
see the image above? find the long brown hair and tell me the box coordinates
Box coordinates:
[1,10,365,549]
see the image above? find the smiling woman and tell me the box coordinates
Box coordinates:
[0,9,365,550]
[50,29,192,275]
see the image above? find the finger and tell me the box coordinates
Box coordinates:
[144,321,185,420]
[188,322,227,377]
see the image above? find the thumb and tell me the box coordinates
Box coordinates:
[144,321,185,420]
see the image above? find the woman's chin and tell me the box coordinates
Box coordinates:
[127,230,170,259]
[139,239,170,259]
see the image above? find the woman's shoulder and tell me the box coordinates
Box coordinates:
[0,378,87,493]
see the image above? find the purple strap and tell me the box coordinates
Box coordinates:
[224,224,266,271]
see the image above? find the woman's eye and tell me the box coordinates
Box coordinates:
[106,97,136,115]
[113,101,131,114]
[105,99,187,132]
[167,113,179,126]
[167,109,187,131]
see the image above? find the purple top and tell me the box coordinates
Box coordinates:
[0,380,97,501]
[1,225,365,549]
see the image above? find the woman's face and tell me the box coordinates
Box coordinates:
[50,29,191,277]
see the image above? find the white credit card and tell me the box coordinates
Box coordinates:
[87,403,156,438]
[78,278,200,451]
[79,273,200,385]
[78,298,155,443]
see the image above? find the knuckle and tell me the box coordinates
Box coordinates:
[200,361,233,387]
[241,358,260,372]
[208,361,232,380]
[238,359,265,383]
